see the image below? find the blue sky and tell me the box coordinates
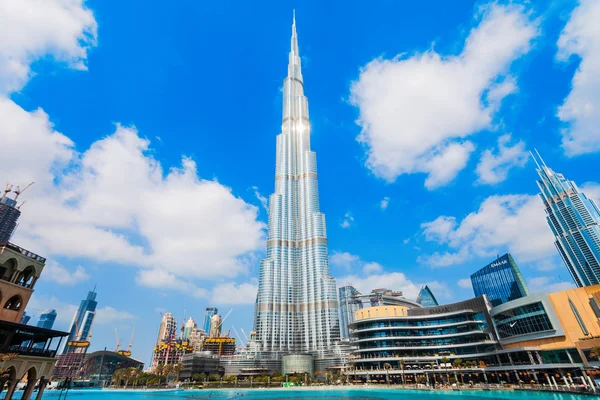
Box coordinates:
[2,0,600,366]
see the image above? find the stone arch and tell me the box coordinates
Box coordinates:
[0,258,17,281]
[3,295,22,311]
[1,365,16,381]
[16,266,35,287]
[22,366,37,382]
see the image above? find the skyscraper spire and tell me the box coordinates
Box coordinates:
[253,16,340,358]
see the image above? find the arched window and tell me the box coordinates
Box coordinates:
[17,266,36,287]
[4,295,22,311]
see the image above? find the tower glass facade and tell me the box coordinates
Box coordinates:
[534,155,600,287]
[0,196,20,243]
[203,307,217,333]
[339,285,360,338]
[65,289,97,351]
[471,253,530,307]
[37,309,57,329]
[416,285,439,307]
[253,17,340,358]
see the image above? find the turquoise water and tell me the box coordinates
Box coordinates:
[28,389,598,400]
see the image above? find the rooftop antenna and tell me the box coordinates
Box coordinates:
[534,148,548,168]
[529,151,541,169]
[293,9,296,25]
[13,182,34,201]
[16,201,26,210]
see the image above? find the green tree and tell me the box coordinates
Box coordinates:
[589,346,600,361]
[441,357,449,369]
[452,359,463,369]
[399,359,405,385]
[209,373,220,382]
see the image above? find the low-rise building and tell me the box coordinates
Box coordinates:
[81,350,144,386]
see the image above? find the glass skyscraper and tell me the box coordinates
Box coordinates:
[37,309,57,329]
[339,285,361,338]
[416,285,439,307]
[203,307,217,333]
[471,253,530,307]
[65,289,97,352]
[253,16,340,358]
[534,154,600,287]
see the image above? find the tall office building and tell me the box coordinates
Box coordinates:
[182,317,196,340]
[533,154,600,287]
[20,311,31,325]
[203,307,217,333]
[65,289,98,351]
[253,16,340,358]
[37,309,57,329]
[416,285,439,307]
[339,285,361,338]
[0,193,21,243]
[471,253,530,307]
[156,312,177,343]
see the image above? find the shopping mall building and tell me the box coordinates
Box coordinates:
[345,285,600,387]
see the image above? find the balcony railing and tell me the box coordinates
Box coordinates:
[0,242,46,263]
[0,344,57,358]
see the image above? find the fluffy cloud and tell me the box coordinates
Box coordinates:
[457,278,473,289]
[476,134,529,184]
[0,0,97,93]
[582,182,600,205]
[340,212,354,228]
[528,277,574,294]
[350,3,538,188]
[335,252,452,301]
[95,306,136,324]
[43,263,89,285]
[210,280,258,305]
[329,251,360,270]
[420,194,556,267]
[252,186,269,212]
[556,0,600,155]
[379,197,390,210]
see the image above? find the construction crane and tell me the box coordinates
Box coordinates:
[118,327,134,357]
[13,182,34,201]
[2,182,12,198]
[231,326,245,347]
[240,328,250,344]
[216,309,233,337]
[114,329,122,352]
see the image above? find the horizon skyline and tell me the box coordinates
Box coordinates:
[2,0,600,368]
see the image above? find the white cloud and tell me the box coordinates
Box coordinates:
[350,3,537,188]
[457,278,473,289]
[252,186,269,212]
[26,294,77,330]
[136,269,208,298]
[0,0,97,93]
[363,262,383,274]
[340,212,354,229]
[379,197,390,210]
[43,263,89,285]
[420,194,556,267]
[95,306,135,324]
[335,252,452,301]
[556,0,600,155]
[528,277,574,294]
[329,251,360,270]
[476,134,528,184]
[582,182,600,205]
[210,280,258,305]
[7,125,266,282]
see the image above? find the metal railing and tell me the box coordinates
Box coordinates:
[0,242,46,263]
[0,344,56,358]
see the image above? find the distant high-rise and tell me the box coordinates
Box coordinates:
[533,153,600,287]
[416,285,439,307]
[20,311,31,325]
[471,253,530,307]
[339,285,361,338]
[0,193,21,243]
[65,289,98,351]
[156,312,177,343]
[253,15,340,358]
[203,307,217,333]
[37,309,57,329]
[183,317,196,340]
[210,314,222,337]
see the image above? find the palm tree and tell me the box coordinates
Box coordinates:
[171,363,183,382]
[452,359,462,369]
[589,346,600,361]
[399,359,405,385]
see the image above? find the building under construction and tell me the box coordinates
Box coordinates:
[0,182,32,243]
[52,340,90,378]
[201,337,236,357]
